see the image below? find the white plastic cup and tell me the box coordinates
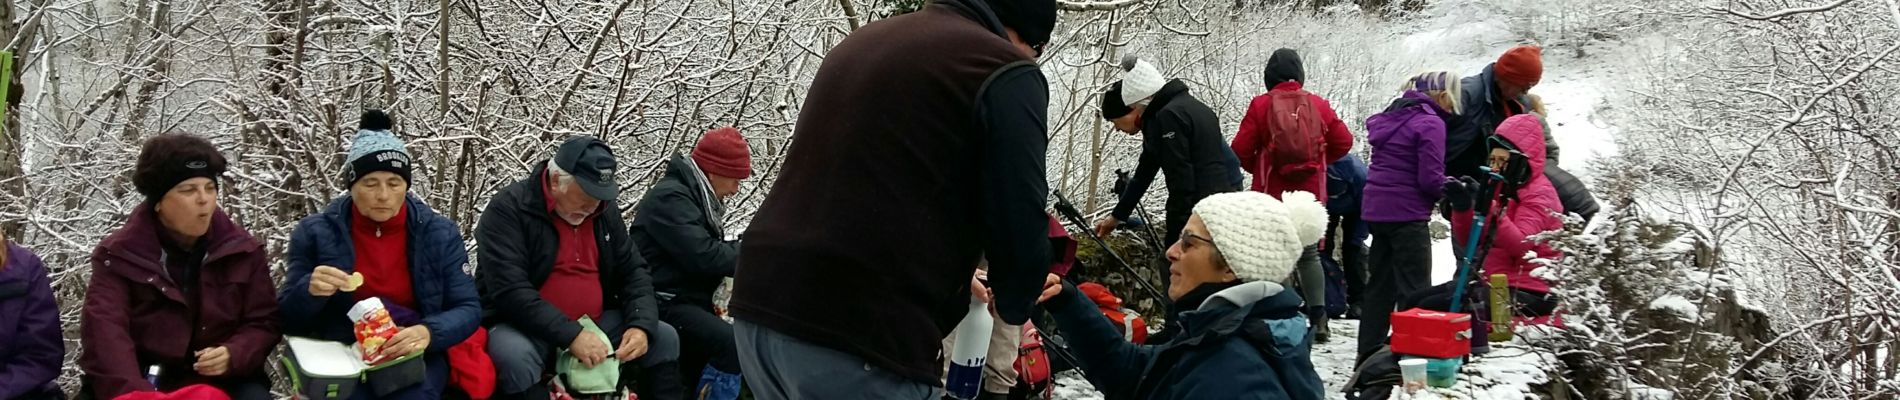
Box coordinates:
[1399,358,1430,395]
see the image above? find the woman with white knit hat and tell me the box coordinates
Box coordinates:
[1042,191,1327,399]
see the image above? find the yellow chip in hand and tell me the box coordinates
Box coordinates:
[345,272,365,292]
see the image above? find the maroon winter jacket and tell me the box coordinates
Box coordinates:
[81,205,280,398]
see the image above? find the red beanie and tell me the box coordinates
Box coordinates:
[1494,45,1544,88]
[692,127,752,179]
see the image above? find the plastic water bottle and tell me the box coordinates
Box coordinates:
[1489,274,1514,342]
[945,295,993,400]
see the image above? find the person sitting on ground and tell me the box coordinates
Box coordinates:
[1043,191,1328,399]
[631,127,751,399]
[1,228,64,400]
[81,133,280,400]
[1412,114,1564,320]
[476,136,684,400]
[279,111,484,399]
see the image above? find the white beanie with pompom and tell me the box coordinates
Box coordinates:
[1192,191,1329,283]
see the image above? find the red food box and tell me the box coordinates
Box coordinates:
[1390,308,1473,359]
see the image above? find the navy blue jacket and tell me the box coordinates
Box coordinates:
[1048,281,1324,400]
[1449,64,1531,181]
[279,196,482,353]
[1326,155,1368,216]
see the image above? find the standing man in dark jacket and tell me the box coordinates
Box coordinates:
[1,230,63,400]
[1093,56,1245,296]
[477,136,683,400]
[728,0,1060,397]
[632,127,750,400]
[1449,45,1542,183]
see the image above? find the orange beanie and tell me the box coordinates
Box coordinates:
[1494,45,1544,87]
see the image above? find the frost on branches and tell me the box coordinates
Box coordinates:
[1532,158,1789,399]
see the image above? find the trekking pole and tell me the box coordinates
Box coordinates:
[1112,170,1168,256]
[1051,190,1171,306]
[1447,168,1509,314]
[1130,202,1168,256]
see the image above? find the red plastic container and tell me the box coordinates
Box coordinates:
[1390,308,1474,359]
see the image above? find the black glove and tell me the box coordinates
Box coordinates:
[1112,169,1131,196]
[1444,177,1480,211]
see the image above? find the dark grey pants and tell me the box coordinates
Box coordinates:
[489,312,682,395]
[733,319,936,400]
[1360,221,1435,364]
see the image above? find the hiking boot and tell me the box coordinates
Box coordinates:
[1314,317,1332,344]
[635,361,688,400]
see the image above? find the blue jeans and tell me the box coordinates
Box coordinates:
[488,311,681,395]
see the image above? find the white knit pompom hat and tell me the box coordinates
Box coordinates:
[1120,55,1166,107]
[1192,191,1329,283]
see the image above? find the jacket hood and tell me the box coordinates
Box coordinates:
[1197,281,1291,312]
[1389,90,1450,116]
[1263,48,1305,87]
[1494,115,1549,177]
[1173,281,1305,346]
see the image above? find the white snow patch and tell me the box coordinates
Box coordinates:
[1401,344,1559,400]
[1630,384,1677,400]
[1053,370,1104,400]
[1647,295,1699,321]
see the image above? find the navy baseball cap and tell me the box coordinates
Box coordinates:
[554,136,619,201]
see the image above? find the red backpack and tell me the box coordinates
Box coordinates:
[1264,89,1324,180]
[1078,283,1149,344]
[1012,323,1054,399]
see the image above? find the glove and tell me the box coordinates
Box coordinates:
[1443,177,1478,211]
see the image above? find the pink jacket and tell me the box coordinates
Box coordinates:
[1450,115,1563,293]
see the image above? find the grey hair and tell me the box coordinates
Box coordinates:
[548,162,577,193]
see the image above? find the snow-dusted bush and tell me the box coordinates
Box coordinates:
[1604,0,1900,396]
[1533,157,1791,399]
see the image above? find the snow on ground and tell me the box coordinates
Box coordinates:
[1053,1,1626,397]
[1403,344,1560,400]
[1052,371,1104,400]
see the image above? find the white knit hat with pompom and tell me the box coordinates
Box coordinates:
[1192,191,1329,283]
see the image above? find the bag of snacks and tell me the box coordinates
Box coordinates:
[348,298,402,364]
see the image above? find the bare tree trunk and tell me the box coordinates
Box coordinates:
[121,0,174,142]
[1085,14,1123,212]
[837,0,861,30]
